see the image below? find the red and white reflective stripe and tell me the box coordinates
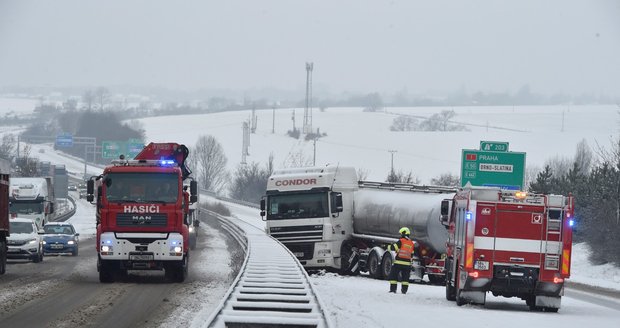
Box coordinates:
[474,236,560,253]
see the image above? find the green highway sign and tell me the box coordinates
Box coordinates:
[102,141,124,159]
[461,149,526,190]
[126,139,144,159]
[480,141,509,152]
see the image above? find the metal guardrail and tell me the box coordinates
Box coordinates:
[194,210,331,328]
[200,188,260,209]
[53,196,77,222]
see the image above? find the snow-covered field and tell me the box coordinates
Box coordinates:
[140,105,618,183]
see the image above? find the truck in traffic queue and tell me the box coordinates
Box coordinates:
[442,187,574,311]
[87,142,199,283]
[0,172,9,274]
[260,165,457,284]
[9,177,55,230]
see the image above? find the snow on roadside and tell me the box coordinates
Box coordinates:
[570,243,620,291]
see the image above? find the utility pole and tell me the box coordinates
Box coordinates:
[303,62,313,134]
[241,121,250,164]
[272,105,276,134]
[388,150,397,174]
[313,128,320,166]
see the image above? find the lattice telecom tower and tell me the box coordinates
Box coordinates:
[303,62,313,134]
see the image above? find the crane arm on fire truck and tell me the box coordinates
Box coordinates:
[134,142,192,180]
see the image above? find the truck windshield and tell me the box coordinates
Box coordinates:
[9,202,43,214]
[104,172,179,203]
[267,192,328,220]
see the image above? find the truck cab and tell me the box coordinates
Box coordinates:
[261,166,352,270]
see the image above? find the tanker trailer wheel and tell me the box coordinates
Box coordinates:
[367,250,383,279]
[339,242,360,276]
[380,252,393,280]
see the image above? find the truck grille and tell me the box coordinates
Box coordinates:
[284,243,315,260]
[116,213,168,227]
[269,224,323,243]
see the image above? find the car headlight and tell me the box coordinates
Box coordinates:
[42,240,47,244]
[27,239,38,244]
[67,240,75,245]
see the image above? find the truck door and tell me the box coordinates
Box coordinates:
[494,204,545,266]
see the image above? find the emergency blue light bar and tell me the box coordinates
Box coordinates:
[466,211,473,221]
[160,160,176,166]
[569,219,574,227]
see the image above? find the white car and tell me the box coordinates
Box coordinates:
[7,218,44,263]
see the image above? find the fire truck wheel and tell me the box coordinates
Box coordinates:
[367,250,383,279]
[98,259,115,283]
[166,255,188,282]
[380,252,393,280]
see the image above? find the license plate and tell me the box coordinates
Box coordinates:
[51,244,64,249]
[474,260,489,270]
[130,254,154,261]
[7,248,19,253]
[293,252,304,258]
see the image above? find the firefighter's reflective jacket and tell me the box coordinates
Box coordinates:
[388,237,414,266]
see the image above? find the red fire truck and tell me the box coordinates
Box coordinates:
[87,142,198,283]
[442,186,574,312]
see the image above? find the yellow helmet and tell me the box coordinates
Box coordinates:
[399,227,410,235]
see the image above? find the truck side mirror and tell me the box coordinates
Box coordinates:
[86,179,94,202]
[331,192,343,213]
[260,198,266,218]
[440,199,452,227]
[190,180,198,196]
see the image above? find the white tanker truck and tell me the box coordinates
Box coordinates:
[260,165,456,284]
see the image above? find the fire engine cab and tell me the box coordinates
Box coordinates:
[442,186,574,312]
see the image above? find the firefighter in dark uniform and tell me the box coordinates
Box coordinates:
[388,227,414,294]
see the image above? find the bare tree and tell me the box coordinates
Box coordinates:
[544,155,571,177]
[574,139,593,175]
[95,87,110,110]
[192,135,229,194]
[357,168,370,180]
[386,169,420,184]
[390,115,418,131]
[14,145,39,177]
[0,134,16,161]
[82,90,95,110]
[284,149,313,168]
[430,173,460,187]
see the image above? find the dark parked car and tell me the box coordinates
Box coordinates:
[42,222,79,256]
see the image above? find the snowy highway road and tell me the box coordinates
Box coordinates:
[0,210,243,328]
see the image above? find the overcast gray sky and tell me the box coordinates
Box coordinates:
[1,0,619,96]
